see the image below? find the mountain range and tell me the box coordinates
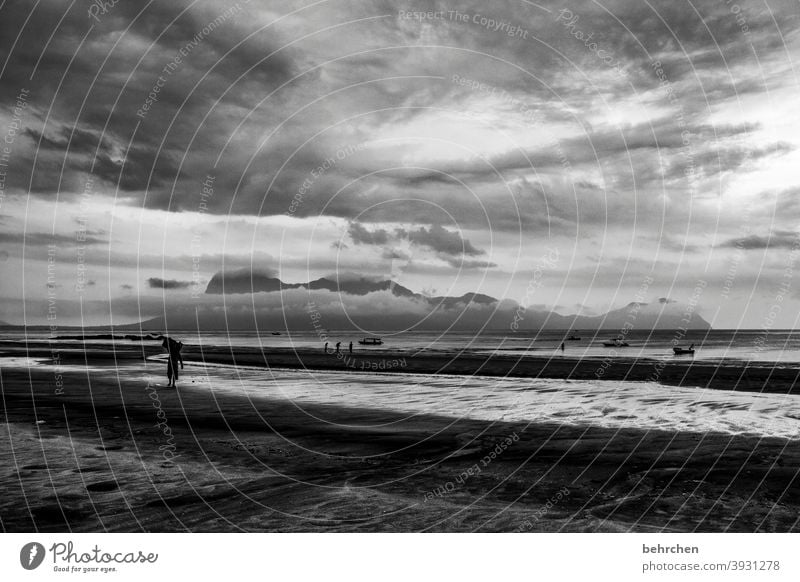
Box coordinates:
[126,273,711,332]
[205,270,497,307]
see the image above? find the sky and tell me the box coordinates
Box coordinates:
[0,0,799,328]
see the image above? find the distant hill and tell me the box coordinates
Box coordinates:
[127,274,711,333]
[430,292,498,308]
[569,301,710,331]
[205,270,419,298]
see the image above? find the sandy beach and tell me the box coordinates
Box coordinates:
[2,340,799,532]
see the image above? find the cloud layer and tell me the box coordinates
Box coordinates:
[1,0,799,327]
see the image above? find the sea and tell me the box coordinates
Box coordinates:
[5,328,800,363]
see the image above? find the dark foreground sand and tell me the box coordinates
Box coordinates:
[1,343,799,532]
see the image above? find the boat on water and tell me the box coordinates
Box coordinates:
[602,338,629,347]
[271,332,281,335]
[673,344,695,355]
[358,337,383,346]
[566,331,581,340]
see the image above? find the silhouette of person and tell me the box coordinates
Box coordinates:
[560,342,565,352]
[689,343,695,350]
[349,341,353,354]
[335,341,341,354]
[324,342,328,353]
[161,337,184,387]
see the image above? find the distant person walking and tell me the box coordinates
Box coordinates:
[324,342,328,353]
[349,341,353,354]
[335,341,341,354]
[560,342,565,353]
[161,336,184,388]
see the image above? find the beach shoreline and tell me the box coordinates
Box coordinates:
[4,340,799,394]
[2,351,800,532]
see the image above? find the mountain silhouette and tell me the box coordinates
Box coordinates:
[127,273,711,332]
[206,270,456,301]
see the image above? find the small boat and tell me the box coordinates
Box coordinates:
[271,332,281,335]
[673,346,695,355]
[602,339,629,347]
[358,337,383,346]
[566,331,581,341]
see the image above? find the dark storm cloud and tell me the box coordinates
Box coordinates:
[0,231,105,246]
[344,219,493,271]
[2,0,797,221]
[347,221,487,258]
[147,277,192,290]
[25,122,184,192]
[549,0,794,83]
[348,222,391,245]
[401,224,484,257]
[667,142,795,181]
[772,187,800,214]
[718,230,799,250]
[483,120,775,176]
[23,126,104,154]
[381,247,411,260]
[91,147,185,192]
[441,256,497,269]
[651,234,700,253]
[0,0,296,201]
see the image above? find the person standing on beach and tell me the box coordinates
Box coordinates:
[161,337,184,388]
[335,341,341,354]
[324,342,328,353]
[349,341,353,354]
[560,342,565,353]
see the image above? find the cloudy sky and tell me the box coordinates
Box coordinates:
[1,0,799,328]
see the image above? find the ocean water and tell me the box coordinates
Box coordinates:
[7,328,800,363]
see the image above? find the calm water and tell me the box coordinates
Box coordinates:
[6,328,800,363]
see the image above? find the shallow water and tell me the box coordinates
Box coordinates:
[175,362,800,440]
[7,353,800,440]
[5,329,800,363]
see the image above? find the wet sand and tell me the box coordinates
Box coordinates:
[2,345,800,532]
[189,344,800,394]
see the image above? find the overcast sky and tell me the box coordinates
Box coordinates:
[1,0,799,327]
